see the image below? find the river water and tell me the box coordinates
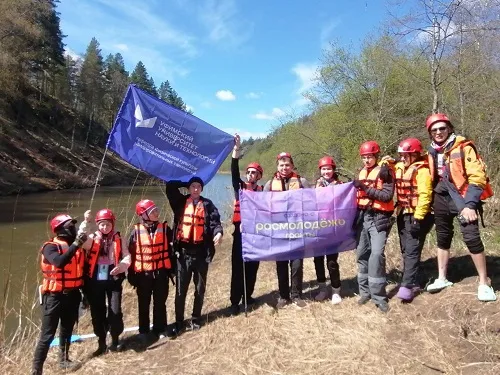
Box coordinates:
[0,174,234,336]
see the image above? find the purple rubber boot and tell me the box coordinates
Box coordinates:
[396,286,414,301]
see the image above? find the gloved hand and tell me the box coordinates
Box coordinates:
[127,270,138,288]
[206,247,216,264]
[353,180,366,190]
[410,219,421,236]
[379,165,391,182]
[73,233,88,247]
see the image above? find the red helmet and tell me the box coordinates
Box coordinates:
[95,209,115,223]
[135,199,156,216]
[359,141,381,156]
[318,156,336,169]
[276,152,294,164]
[426,113,451,130]
[50,214,76,233]
[246,162,263,175]
[398,138,423,153]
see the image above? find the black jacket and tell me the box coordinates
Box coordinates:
[165,181,223,262]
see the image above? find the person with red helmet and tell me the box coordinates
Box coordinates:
[352,141,395,313]
[425,113,496,301]
[166,176,223,332]
[32,214,88,374]
[263,151,310,309]
[393,138,433,302]
[229,134,263,315]
[127,199,175,340]
[79,208,131,356]
[313,155,343,304]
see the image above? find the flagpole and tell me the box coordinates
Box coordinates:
[243,259,248,317]
[89,145,109,211]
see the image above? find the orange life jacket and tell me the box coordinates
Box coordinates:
[428,140,494,200]
[395,161,428,210]
[40,237,84,293]
[86,232,122,278]
[315,177,342,188]
[356,166,394,212]
[134,222,171,272]
[233,183,263,224]
[177,198,205,244]
[270,172,303,191]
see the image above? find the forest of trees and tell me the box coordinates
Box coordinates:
[0,0,189,144]
[235,0,500,192]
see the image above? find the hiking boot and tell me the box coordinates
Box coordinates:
[331,287,342,305]
[376,302,390,313]
[292,298,307,308]
[189,319,201,331]
[246,296,257,305]
[59,344,81,371]
[396,286,414,302]
[229,304,240,316]
[427,278,453,293]
[358,296,370,305]
[92,338,107,357]
[314,283,329,301]
[276,297,290,309]
[477,284,497,302]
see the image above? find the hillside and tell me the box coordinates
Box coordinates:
[0,93,146,196]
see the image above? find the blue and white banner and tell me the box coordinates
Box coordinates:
[107,84,233,183]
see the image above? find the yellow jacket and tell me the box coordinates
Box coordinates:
[395,161,432,220]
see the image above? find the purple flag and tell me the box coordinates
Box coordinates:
[240,183,358,261]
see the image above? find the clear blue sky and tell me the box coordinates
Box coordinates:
[58,0,393,139]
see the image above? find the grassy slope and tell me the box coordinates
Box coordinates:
[0,96,147,196]
[3,227,499,375]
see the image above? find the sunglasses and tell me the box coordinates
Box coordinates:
[246,170,258,174]
[431,126,448,134]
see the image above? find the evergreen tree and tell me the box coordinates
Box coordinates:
[78,37,105,116]
[159,80,187,111]
[130,61,157,96]
[103,53,129,127]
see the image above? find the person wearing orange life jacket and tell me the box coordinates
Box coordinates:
[127,200,175,340]
[263,152,311,309]
[424,114,496,302]
[229,134,263,315]
[313,156,344,304]
[166,176,223,332]
[31,214,87,375]
[352,141,395,313]
[393,138,434,302]
[80,209,130,356]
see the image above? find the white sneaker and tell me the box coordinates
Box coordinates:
[315,283,329,301]
[427,278,453,293]
[331,288,342,305]
[477,284,497,302]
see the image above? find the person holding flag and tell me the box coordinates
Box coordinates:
[263,152,310,309]
[166,177,223,332]
[229,134,263,315]
[352,141,395,313]
[314,156,343,304]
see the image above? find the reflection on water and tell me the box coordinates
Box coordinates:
[0,174,234,335]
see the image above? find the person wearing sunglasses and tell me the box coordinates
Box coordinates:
[229,134,264,315]
[425,113,496,302]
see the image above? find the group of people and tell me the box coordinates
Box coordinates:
[31,113,497,374]
[32,179,223,374]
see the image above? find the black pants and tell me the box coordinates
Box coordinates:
[314,253,341,288]
[397,213,433,288]
[230,225,260,305]
[276,259,303,300]
[32,289,81,371]
[85,277,124,341]
[433,193,484,254]
[136,270,169,334]
[175,253,209,323]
